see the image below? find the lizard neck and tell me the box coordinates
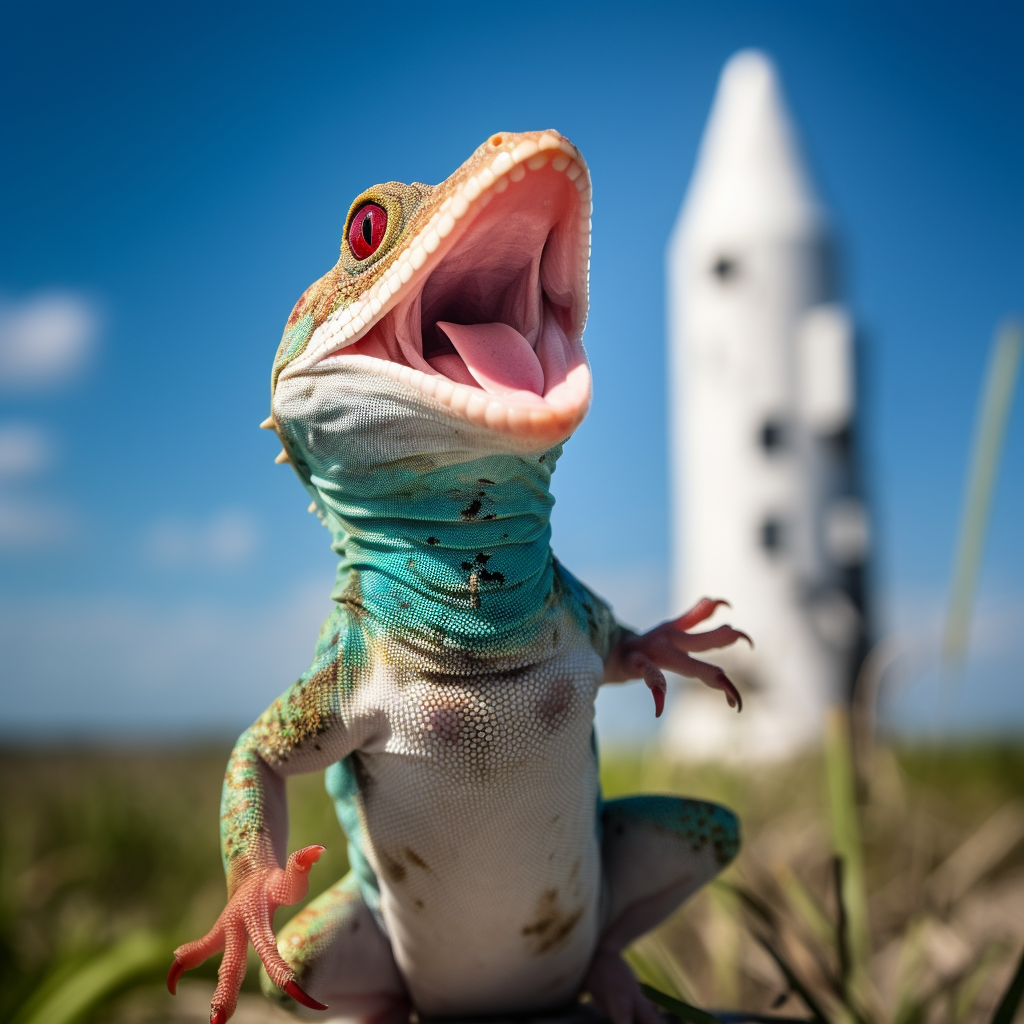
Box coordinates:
[313,447,564,655]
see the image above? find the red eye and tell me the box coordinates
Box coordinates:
[348,203,387,259]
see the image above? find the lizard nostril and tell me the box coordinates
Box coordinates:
[490,134,503,147]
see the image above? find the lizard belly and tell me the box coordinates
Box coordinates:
[352,637,604,1015]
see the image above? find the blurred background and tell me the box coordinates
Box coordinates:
[1,2,1021,1023]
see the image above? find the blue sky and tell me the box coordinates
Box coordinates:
[0,1,1020,740]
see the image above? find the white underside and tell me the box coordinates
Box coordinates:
[347,615,605,1015]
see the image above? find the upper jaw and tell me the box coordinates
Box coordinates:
[279,131,594,447]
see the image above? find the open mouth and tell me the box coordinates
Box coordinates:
[283,133,593,443]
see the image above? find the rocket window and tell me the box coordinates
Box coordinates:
[760,516,784,554]
[711,255,740,282]
[759,418,786,453]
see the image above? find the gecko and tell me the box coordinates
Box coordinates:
[167,130,750,1024]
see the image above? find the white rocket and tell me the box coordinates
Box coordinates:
[664,51,870,760]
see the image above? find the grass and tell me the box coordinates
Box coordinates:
[1,736,1023,1024]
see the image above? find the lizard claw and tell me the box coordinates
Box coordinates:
[285,979,329,1010]
[292,845,326,873]
[166,957,185,995]
[605,596,749,715]
[676,597,730,631]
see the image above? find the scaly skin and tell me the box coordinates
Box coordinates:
[170,130,750,1024]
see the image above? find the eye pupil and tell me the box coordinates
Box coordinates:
[348,202,387,260]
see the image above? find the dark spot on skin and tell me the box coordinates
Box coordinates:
[482,513,496,520]
[313,743,321,751]
[537,679,574,730]
[475,553,491,565]
[550,815,560,824]
[330,632,339,647]
[538,455,546,463]
[477,491,486,497]
[461,499,482,519]
[428,706,462,743]
[351,920,360,932]
[414,899,425,910]
[400,601,410,609]
[462,562,474,571]
[502,533,509,539]
[427,537,440,545]
[480,569,505,584]
[552,628,560,648]
[405,848,430,870]
[614,824,625,836]
[521,889,584,955]
[478,478,495,485]
[380,851,406,883]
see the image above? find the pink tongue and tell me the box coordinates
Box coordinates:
[436,321,544,397]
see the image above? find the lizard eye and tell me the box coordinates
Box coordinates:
[348,203,387,260]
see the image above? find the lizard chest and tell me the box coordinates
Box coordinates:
[343,636,605,1012]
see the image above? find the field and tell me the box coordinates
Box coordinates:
[2,736,1023,1024]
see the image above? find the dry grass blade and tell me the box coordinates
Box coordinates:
[775,866,834,950]
[751,932,831,1024]
[926,802,1024,909]
[989,943,1024,1024]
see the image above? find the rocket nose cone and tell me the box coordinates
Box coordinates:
[679,49,822,243]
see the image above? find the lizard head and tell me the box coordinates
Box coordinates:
[269,130,592,470]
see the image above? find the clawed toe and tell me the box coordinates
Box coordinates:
[284,978,329,1011]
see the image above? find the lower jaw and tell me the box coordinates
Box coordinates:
[323,353,592,445]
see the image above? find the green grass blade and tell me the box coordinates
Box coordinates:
[943,318,1023,664]
[11,930,166,1024]
[989,942,1024,1024]
[639,982,723,1024]
[627,944,690,1002]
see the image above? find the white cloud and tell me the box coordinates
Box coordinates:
[0,494,74,551]
[0,291,100,390]
[142,508,260,569]
[0,422,54,478]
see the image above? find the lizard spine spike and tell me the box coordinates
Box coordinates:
[308,501,317,513]
[275,450,291,464]
[260,416,277,430]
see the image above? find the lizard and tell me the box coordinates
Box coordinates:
[167,129,750,1024]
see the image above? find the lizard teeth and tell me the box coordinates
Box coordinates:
[297,132,593,371]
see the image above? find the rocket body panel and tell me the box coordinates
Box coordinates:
[665,51,869,760]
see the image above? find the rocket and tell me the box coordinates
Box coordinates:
[663,50,870,760]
